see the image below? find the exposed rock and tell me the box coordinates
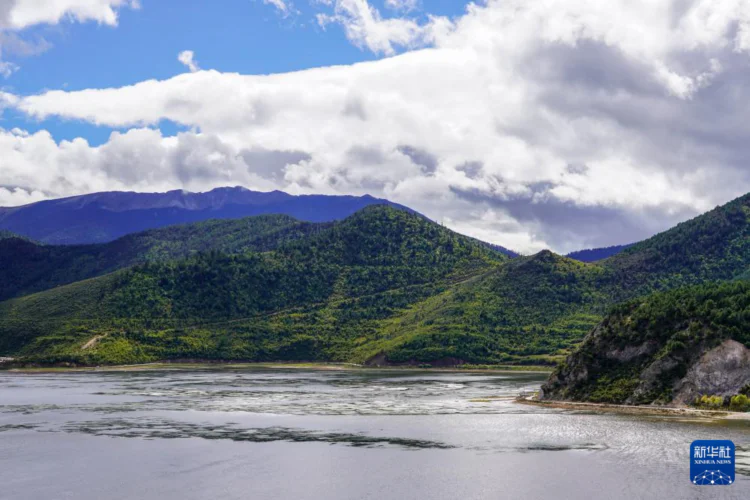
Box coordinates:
[606,341,658,363]
[540,318,750,406]
[672,339,750,405]
[81,335,105,351]
[627,354,682,404]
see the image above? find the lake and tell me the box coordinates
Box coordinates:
[0,367,748,499]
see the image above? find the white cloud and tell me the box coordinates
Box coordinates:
[0,0,139,29]
[5,0,750,253]
[0,186,47,206]
[177,50,199,72]
[384,0,418,13]
[316,0,453,55]
[0,0,138,76]
[0,127,296,205]
[262,0,291,16]
[0,59,17,76]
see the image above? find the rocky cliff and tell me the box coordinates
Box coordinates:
[540,281,750,406]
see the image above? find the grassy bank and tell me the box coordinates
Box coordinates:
[0,360,553,374]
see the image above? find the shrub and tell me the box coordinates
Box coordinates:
[729,394,750,411]
[694,394,725,409]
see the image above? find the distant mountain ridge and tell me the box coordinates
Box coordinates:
[0,187,306,213]
[0,230,26,241]
[0,187,409,245]
[566,244,632,262]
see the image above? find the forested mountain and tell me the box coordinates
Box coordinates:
[566,244,631,262]
[0,206,509,363]
[538,193,750,404]
[0,187,407,244]
[3,192,750,368]
[602,193,750,294]
[353,251,608,366]
[354,192,750,366]
[541,280,750,405]
[0,215,327,301]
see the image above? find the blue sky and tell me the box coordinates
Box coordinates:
[5,2,469,97]
[2,1,469,145]
[2,0,750,253]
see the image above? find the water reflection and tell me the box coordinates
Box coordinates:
[61,417,456,449]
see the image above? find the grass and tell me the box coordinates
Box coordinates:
[2,360,553,373]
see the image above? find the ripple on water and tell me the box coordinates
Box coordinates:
[0,369,747,471]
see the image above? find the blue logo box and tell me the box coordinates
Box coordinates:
[690,440,735,485]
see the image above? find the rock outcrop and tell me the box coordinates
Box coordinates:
[540,281,750,406]
[672,339,750,404]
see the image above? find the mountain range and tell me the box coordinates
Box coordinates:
[0,188,749,407]
[0,205,510,364]
[0,187,410,245]
[565,244,632,262]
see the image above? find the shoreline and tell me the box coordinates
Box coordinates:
[3,360,746,420]
[516,396,750,420]
[0,360,554,375]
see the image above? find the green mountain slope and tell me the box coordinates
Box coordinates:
[540,280,750,405]
[602,193,750,297]
[349,192,750,366]
[0,214,325,302]
[0,206,508,364]
[353,251,607,365]
[5,191,750,368]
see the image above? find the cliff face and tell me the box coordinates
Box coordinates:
[540,282,750,406]
[541,335,750,405]
[672,340,750,405]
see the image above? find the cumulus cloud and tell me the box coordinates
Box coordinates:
[6,0,750,253]
[177,50,199,72]
[0,126,310,206]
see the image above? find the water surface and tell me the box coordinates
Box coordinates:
[0,367,748,499]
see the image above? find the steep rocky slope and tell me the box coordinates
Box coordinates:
[540,281,750,405]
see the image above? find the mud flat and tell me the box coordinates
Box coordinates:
[516,396,750,421]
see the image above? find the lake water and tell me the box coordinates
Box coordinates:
[0,367,748,499]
